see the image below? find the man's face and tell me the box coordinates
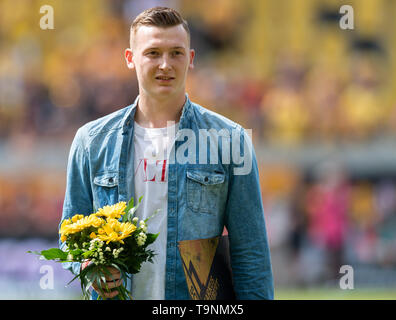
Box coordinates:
[125,24,195,100]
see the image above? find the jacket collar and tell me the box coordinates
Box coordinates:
[122,94,192,134]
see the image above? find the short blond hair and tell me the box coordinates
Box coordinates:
[130,7,190,47]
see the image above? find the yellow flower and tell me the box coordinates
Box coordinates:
[71,214,84,223]
[97,219,136,244]
[95,202,127,220]
[89,232,97,239]
[60,219,71,234]
[59,215,104,237]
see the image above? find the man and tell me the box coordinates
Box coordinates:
[60,6,273,300]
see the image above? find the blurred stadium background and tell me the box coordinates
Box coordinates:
[1,0,396,299]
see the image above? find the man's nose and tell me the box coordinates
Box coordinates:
[159,55,172,71]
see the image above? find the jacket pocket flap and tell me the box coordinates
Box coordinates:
[186,169,225,185]
[93,172,118,187]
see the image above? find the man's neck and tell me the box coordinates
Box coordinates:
[135,93,186,128]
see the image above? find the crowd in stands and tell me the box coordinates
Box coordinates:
[1,0,396,285]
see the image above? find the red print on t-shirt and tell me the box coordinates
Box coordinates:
[135,158,167,182]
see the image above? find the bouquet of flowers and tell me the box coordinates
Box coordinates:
[29,196,159,300]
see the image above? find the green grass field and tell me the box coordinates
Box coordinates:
[275,288,396,300]
[49,289,396,300]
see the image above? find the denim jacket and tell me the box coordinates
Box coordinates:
[60,95,274,300]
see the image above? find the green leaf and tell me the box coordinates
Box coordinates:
[67,272,81,287]
[112,259,128,271]
[145,233,159,246]
[27,250,41,255]
[144,208,161,223]
[37,248,68,260]
[82,250,94,258]
[70,249,83,257]
[126,197,134,211]
[122,197,135,222]
[123,196,143,222]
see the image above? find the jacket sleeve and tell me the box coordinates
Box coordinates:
[59,127,93,276]
[224,127,274,299]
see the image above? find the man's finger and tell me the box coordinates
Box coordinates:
[95,278,123,291]
[101,290,119,299]
[103,267,121,281]
[103,278,123,289]
[104,272,121,281]
[93,285,119,299]
[93,282,121,298]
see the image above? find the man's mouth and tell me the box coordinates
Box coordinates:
[155,76,175,80]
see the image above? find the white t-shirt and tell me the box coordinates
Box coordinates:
[131,120,178,300]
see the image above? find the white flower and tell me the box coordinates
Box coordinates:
[137,232,147,246]
[113,249,119,258]
[132,217,139,224]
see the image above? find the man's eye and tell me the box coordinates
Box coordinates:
[147,51,159,56]
[173,51,183,56]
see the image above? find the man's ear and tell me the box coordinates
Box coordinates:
[125,48,135,70]
[189,49,195,70]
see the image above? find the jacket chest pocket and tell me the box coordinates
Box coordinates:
[186,169,225,214]
[92,172,119,210]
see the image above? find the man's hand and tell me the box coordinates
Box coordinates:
[81,261,123,299]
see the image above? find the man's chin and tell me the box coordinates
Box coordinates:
[153,87,179,98]
[142,85,184,101]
